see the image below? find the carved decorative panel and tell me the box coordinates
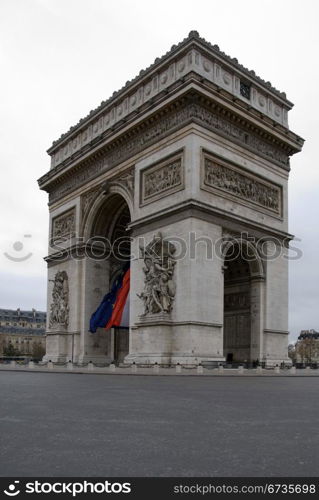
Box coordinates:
[202,152,282,216]
[111,169,134,196]
[49,270,69,329]
[140,152,184,205]
[138,232,176,315]
[81,187,99,220]
[51,208,76,241]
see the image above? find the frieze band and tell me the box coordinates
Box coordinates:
[202,153,282,216]
[45,101,290,204]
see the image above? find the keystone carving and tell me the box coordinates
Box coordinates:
[81,168,134,222]
[112,170,134,195]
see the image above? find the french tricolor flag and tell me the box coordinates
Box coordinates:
[89,264,130,333]
[105,267,130,329]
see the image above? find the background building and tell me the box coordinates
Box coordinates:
[0,308,46,358]
[295,329,319,365]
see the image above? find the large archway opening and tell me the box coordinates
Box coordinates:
[223,239,265,366]
[85,192,131,365]
[223,243,252,365]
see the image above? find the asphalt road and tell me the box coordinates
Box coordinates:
[0,372,318,477]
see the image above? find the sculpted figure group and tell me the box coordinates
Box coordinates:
[49,270,69,328]
[138,232,176,315]
[144,161,181,199]
[205,161,280,212]
[52,211,75,240]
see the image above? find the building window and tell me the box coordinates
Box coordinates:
[240,81,251,100]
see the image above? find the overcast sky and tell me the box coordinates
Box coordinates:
[0,0,318,341]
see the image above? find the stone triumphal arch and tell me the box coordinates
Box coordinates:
[39,31,303,366]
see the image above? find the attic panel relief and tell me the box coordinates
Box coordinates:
[202,153,282,216]
[140,152,184,205]
[52,208,76,242]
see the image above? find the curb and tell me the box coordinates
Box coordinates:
[1,366,319,377]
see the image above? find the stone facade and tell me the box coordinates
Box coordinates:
[38,31,304,366]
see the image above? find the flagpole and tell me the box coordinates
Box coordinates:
[111,327,115,364]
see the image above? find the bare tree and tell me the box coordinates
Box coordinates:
[296,337,319,364]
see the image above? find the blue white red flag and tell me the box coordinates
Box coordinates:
[105,267,130,329]
[89,263,130,333]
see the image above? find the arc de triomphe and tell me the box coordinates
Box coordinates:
[38,31,304,367]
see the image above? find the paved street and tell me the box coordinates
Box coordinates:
[0,372,318,477]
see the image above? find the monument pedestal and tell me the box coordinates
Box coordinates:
[43,329,69,363]
[43,326,80,363]
[125,313,224,365]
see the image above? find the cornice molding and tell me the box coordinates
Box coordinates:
[128,198,293,242]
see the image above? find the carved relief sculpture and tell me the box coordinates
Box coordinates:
[141,153,183,205]
[113,170,135,195]
[203,155,281,215]
[49,271,69,328]
[52,208,76,241]
[144,161,181,199]
[138,232,176,315]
